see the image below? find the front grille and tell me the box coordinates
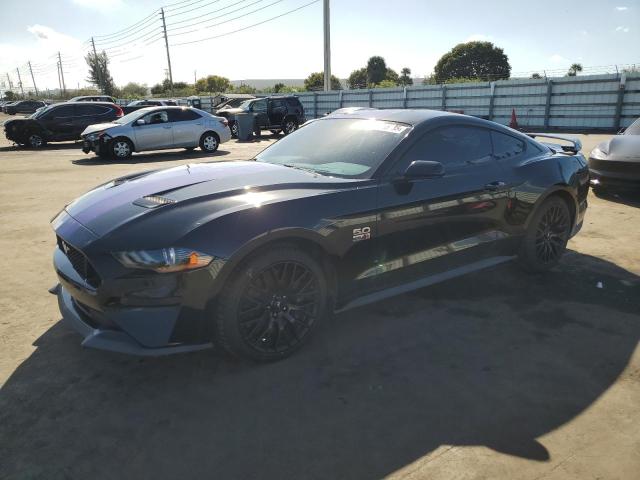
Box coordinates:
[57,236,101,287]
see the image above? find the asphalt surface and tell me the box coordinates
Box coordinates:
[0,113,639,480]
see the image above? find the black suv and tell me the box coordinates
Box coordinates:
[4,100,47,115]
[217,96,306,137]
[3,101,123,148]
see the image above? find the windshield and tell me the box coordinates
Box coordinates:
[114,110,147,124]
[624,118,640,135]
[30,104,56,119]
[237,99,254,111]
[256,118,411,178]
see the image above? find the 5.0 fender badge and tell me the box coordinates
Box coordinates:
[353,226,371,242]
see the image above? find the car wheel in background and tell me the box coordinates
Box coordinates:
[283,118,298,135]
[111,138,133,159]
[200,132,219,153]
[519,196,571,272]
[27,133,45,148]
[215,246,328,362]
[230,121,239,138]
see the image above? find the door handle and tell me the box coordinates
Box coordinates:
[484,181,507,191]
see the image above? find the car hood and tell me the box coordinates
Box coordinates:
[218,107,244,116]
[82,123,120,136]
[593,136,640,161]
[62,161,363,240]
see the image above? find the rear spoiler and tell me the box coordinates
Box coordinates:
[526,133,582,154]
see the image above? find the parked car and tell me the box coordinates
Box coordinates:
[588,117,640,192]
[50,109,589,361]
[127,99,177,107]
[217,96,305,137]
[214,96,255,114]
[3,101,123,148]
[3,100,46,115]
[1,101,18,113]
[69,95,117,103]
[80,106,230,159]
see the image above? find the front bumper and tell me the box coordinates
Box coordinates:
[53,284,212,356]
[588,157,640,190]
[81,136,105,155]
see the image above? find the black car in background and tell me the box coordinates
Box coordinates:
[3,100,46,115]
[50,109,589,361]
[3,101,123,148]
[217,96,306,137]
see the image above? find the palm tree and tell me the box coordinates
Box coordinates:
[567,63,583,77]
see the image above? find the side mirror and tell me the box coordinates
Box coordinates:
[135,119,145,126]
[403,160,445,179]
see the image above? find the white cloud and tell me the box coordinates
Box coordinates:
[615,26,630,32]
[72,0,124,11]
[549,54,568,64]
[615,6,628,10]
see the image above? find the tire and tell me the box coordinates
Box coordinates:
[283,118,298,135]
[27,132,46,148]
[519,196,572,272]
[110,137,133,159]
[199,131,219,153]
[216,246,328,362]
[230,121,239,138]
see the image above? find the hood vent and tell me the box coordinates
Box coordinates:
[133,195,177,209]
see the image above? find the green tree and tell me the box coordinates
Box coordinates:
[567,63,583,77]
[85,50,116,96]
[531,73,542,79]
[118,82,148,98]
[399,67,413,86]
[366,56,388,85]
[348,68,367,89]
[374,79,398,88]
[434,41,511,83]
[384,68,399,85]
[235,83,257,94]
[3,91,16,101]
[304,72,342,91]
[194,75,231,93]
[274,82,286,93]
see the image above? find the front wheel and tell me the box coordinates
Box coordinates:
[519,196,571,272]
[27,132,46,148]
[283,118,298,135]
[111,138,133,159]
[215,247,328,361]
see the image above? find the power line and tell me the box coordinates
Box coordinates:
[170,0,320,46]
[167,0,257,28]
[168,0,283,36]
[93,9,160,40]
[165,0,222,18]
[164,0,209,10]
[164,0,212,13]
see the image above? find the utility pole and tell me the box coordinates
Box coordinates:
[16,67,24,97]
[6,73,13,90]
[323,0,331,91]
[160,8,174,94]
[56,60,63,94]
[58,52,66,94]
[27,61,38,97]
[194,70,197,85]
[91,37,102,92]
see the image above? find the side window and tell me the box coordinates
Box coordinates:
[51,105,75,118]
[140,111,168,125]
[271,99,285,110]
[168,109,201,122]
[251,100,267,113]
[491,131,525,160]
[286,98,301,108]
[396,125,492,174]
[76,105,108,116]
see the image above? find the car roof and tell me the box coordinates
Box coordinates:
[325,108,455,126]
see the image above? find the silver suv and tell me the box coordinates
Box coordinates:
[81,106,231,159]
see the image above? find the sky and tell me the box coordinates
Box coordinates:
[0,0,638,92]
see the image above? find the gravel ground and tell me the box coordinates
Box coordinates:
[0,113,639,480]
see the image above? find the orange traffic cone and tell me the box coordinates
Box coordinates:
[509,108,519,129]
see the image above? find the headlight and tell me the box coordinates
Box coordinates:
[113,248,214,273]
[85,132,101,141]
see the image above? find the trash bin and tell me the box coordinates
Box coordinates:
[235,113,256,141]
[187,96,202,109]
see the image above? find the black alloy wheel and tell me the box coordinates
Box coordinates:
[519,196,571,272]
[216,247,327,361]
[283,119,297,135]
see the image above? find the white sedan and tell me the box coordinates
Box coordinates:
[80,106,231,159]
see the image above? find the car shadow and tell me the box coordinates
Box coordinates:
[593,189,640,208]
[72,149,232,165]
[1,251,639,479]
[0,142,81,152]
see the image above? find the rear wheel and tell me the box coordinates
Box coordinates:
[230,121,239,138]
[519,196,571,272]
[111,137,133,159]
[200,132,219,153]
[216,247,328,361]
[283,118,298,135]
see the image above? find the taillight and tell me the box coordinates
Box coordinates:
[114,105,123,117]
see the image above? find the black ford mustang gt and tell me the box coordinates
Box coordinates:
[51,109,589,361]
